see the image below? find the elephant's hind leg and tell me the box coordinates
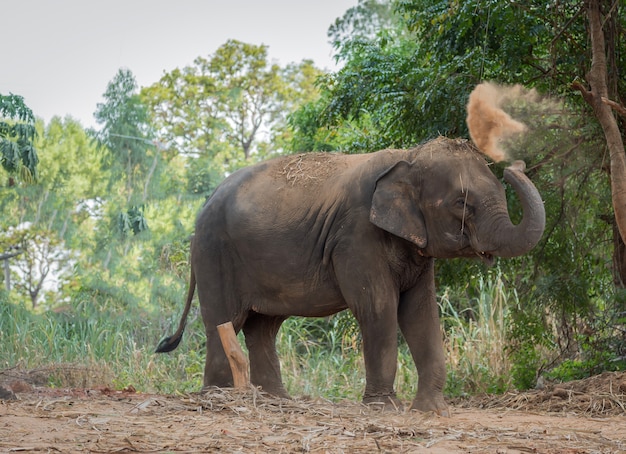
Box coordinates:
[202,327,234,389]
[243,313,289,398]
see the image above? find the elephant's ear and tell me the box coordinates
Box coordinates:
[369,161,427,248]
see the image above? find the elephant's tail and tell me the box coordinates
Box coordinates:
[155,263,196,353]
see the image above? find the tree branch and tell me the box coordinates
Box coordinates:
[571,81,594,105]
[551,3,586,47]
[602,97,626,118]
[0,251,21,261]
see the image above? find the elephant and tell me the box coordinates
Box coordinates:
[156,136,545,415]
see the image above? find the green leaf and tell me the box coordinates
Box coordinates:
[0,139,20,173]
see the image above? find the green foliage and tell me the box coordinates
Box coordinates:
[38,117,109,199]
[80,68,198,322]
[0,117,108,307]
[185,153,224,198]
[545,288,626,383]
[0,93,38,183]
[142,40,324,179]
[319,37,438,151]
[118,205,149,237]
[328,0,399,48]
[507,305,556,389]
[288,100,339,152]
[0,224,73,309]
[94,68,156,203]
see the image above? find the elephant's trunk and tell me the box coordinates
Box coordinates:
[489,161,546,257]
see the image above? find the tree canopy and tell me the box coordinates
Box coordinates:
[142,40,323,166]
[0,94,38,184]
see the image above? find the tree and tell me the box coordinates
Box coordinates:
[207,40,286,160]
[94,69,156,240]
[288,98,341,152]
[143,40,324,176]
[141,65,223,160]
[314,0,565,150]
[328,0,400,49]
[78,69,197,313]
[573,0,626,259]
[1,94,40,294]
[5,224,73,309]
[0,117,110,304]
[0,93,38,185]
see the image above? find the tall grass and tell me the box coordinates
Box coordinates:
[1,272,519,400]
[0,296,206,393]
[440,272,515,395]
[275,314,421,402]
[277,315,365,401]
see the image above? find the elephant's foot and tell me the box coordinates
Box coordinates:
[410,394,449,417]
[201,370,234,392]
[255,381,291,399]
[362,392,404,412]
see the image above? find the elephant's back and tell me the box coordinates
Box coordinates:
[196,153,352,232]
[266,152,353,189]
[216,152,364,206]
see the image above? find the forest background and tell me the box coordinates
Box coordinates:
[1,0,625,400]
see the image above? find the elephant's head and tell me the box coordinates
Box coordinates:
[370,138,545,263]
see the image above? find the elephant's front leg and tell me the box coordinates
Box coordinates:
[359,312,403,410]
[344,282,403,410]
[398,261,449,416]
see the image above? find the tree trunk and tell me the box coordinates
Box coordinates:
[602,213,626,288]
[612,220,626,288]
[574,0,626,244]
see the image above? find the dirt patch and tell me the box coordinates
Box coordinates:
[1,371,625,453]
[278,153,345,187]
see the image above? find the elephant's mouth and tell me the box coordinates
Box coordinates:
[453,233,495,265]
[444,233,495,265]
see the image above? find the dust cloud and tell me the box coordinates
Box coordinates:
[466,82,539,162]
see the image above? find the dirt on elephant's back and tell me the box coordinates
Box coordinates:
[275,152,349,187]
[1,372,625,453]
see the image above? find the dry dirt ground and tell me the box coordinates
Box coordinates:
[1,370,625,453]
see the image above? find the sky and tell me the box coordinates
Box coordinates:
[1,0,358,130]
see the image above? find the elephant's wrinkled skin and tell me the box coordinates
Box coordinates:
[157,137,545,415]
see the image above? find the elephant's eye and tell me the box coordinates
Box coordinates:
[455,197,474,215]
